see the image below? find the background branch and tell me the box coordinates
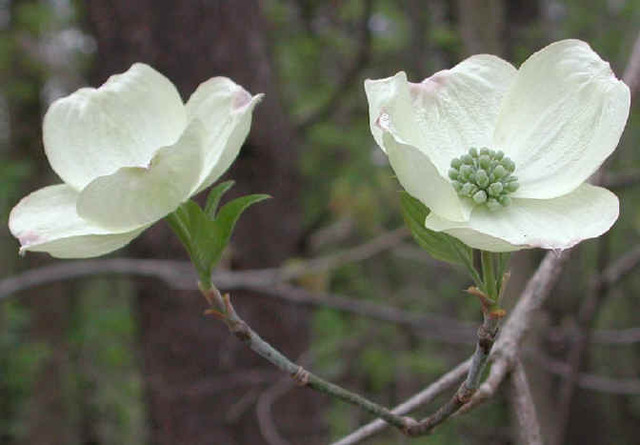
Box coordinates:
[509,359,543,445]
[553,241,639,445]
[461,251,571,415]
[529,351,640,395]
[331,359,470,445]
[332,251,571,444]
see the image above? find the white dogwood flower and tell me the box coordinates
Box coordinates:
[9,63,262,258]
[365,40,630,252]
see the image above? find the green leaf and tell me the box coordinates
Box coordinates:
[214,194,271,248]
[204,180,235,218]
[165,202,197,258]
[399,191,472,266]
[165,190,270,284]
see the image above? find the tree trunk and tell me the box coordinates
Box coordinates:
[6,1,77,443]
[83,2,323,444]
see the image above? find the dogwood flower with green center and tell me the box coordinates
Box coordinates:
[365,40,630,252]
[9,63,262,258]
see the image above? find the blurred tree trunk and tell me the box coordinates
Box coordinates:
[6,1,77,444]
[83,2,323,444]
[456,0,506,57]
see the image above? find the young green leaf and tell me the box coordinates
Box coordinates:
[165,191,270,284]
[204,180,236,218]
[214,194,271,248]
[399,191,472,266]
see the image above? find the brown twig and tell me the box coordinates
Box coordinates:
[278,227,409,281]
[259,284,475,344]
[202,285,413,431]
[1,227,409,296]
[401,296,504,437]
[150,369,278,400]
[461,251,571,415]
[591,327,640,345]
[256,353,314,445]
[599,243,640,286]
[5,257,638,347]
[202,280,505,439]
[509,359,543,445]
[553,242,640,445]
[256,378,295,445]
[528,350,640,395]
[333,251,571,445]
[331,359,470,445]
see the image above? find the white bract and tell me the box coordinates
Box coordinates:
[9,63,262,258]
[365,40,630,252]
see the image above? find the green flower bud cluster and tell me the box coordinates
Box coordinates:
[448,147,519,211]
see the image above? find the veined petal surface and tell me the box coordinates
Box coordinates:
[77,121,206,232]
[9,184,146,258]
[425,183,619,252]
[494,40,631,199]
[186,77,262,193]
[365,56,517,177]
[44,63,187,190]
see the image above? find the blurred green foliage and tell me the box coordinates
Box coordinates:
[0,302,49,441]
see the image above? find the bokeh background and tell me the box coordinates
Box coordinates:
[1,1,639,444]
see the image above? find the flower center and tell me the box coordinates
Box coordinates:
[448,147,519,211]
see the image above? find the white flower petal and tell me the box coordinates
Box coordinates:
[425,184,619,252]
[8,184,146,258]
[382,128,471,222]
[365,55,517,176]
[364,72,422,151]
[43,63,187,190]
[425,213,518,251]
[494,40,631,199]
[77,121,206,232]
[185,77,262,193]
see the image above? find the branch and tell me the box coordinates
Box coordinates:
[295,0,374,130]
[5,257,636,347]
[333,251,571,444]
[552,241,640,445]
[254,284,475,344]
[0,248,572,444]
[278,227,409,281]
[256,353,314,445]
[330,359,470,445]
[257,377,294,445]
[554,240,610,431]
[462,251,571,413]
[529,350,640,395]
[201,279,504,439]
[0,258,198,297]
[623,31,640,100]
[200,285,412,431]
[592,327,640,345]
[544,30,640,440]
[509,360,542,445]
[599,243,640,287]
[1,227,409,298]
[394,299,503,437]
[153,369,278,400]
